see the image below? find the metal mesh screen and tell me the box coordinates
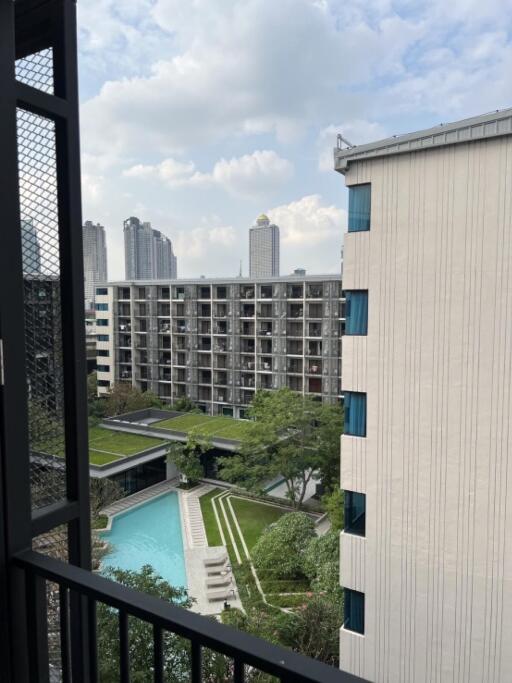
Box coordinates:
[16,105,67,509]
[15,47,54,94]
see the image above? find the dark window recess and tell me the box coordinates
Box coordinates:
[344,588,365,634]
[348,184,371,232]
[95,303,108,311]
[96,365,110,373]
[110,457,166,495]
[97,349,109,357]
[97,379,111,387]
[345,291,368,335]
[96,318,108,326]
[344,391,367,437]
[344,490,366,536]
[97,334,109,342]
[96,287,108,295]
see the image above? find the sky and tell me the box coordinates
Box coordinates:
[77,0,512,280]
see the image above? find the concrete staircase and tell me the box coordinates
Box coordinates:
[183,484,215,548]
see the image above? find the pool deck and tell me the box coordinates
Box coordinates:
[100,479,242,616]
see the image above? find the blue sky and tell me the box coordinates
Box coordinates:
[77,0,512,280]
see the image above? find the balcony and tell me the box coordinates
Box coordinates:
[0,5,366,683]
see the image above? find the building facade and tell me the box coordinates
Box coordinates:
[249,214,280,278]
[336,109,512,682]
[124,216,177,280]
[83,220,107,309]
[21,219,41,274]
[95,275,343,417]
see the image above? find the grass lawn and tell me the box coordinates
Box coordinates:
[199,488,224,546]
[229,496,287,550]
[153,413,253,440]
[88,426,166,465]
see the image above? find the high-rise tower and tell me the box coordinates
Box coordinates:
[124,217,177,280]
[249,214,279,278]
[82,220,107,309]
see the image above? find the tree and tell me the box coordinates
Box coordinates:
[97,566,192,682]
[312,403,343,494]
[252,512,315,579]
[171,397,197,413]
[219,389,326,508]
[167,428,212,484]
[104,382,162,417]
[322,488,344,531]
[303,530,341,595]
[283,594,343,667]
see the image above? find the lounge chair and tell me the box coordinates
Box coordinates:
[203,552,228,567]
[206,560,230,576]
[205,574,232,588]
[207,587,235,602]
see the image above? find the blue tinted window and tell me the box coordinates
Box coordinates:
[97,349,109,357]
[345,291,368,335]
[97,365,110,373]
[344,391,366,437]
[95,303,108,311]
[96,319,108,326]
[344,589,365,634]
[97,334,109,342]
[96,287,108,295]
[344,490,366,536]
[348,184,371,232]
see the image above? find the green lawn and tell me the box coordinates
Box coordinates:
[199,488,224,546]
[229,496,287,550]
[153,413,253,440]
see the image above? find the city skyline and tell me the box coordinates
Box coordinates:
[249,214,280,278]
[123,216,177,280]
[83,220,107,308]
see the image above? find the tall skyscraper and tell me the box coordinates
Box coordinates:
[21,219,41,274]
[335,108,512,682]
[83,220,107,309]
[124,217,177,280]
[249,214,279,278]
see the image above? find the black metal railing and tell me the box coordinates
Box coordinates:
[16,549,365,683]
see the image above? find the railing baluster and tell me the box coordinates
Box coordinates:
[88,598,98,683]
[119,610,130,683]
[234,658,245,682]
[191,640,202,683]
[59,585,70,683]
[25,571,50,683]
[153,624,163,683]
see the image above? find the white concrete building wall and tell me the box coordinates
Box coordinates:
[95,288,114,395]
[340,136,512,682]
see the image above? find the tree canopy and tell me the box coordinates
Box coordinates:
[252,512,316,579]
[219,389,343,507]
[167,428,212,484]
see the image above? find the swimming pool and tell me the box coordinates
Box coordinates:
[101,492,187,588]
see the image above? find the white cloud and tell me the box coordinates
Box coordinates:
[123,150,293,197]
[267,194,345,274]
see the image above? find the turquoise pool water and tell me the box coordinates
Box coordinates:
[101,493,187,588]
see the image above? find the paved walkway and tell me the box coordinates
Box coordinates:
[101,478,179,521]
[181,483,214,548]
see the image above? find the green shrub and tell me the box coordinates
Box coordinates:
[252,512,315,579]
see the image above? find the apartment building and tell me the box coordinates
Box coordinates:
[249,214,280,277]
[83,220,107,310]
[335,109,512,682]
[124,216,177,280]
[95,275,343,416]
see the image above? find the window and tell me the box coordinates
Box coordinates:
[348,183,371,232]
[345,291,368,335]
[96,287,108,295]
[343,589,365,634]
[96,319,108,327]
[97,379,110,387]
[344,391,366,436]
[344,490,366,536]
[95,303,108,311]
[97,334,109,342]
[97,364,110,373]
[97,349,109,357]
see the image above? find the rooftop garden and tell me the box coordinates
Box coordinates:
[152,413,254,441]
[88,426,166,465]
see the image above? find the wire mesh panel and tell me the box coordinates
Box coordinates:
[15,47,54,94]
[16,105,67,509]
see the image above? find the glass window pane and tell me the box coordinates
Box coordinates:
[348,184,371,232]
[344,391,367,437]
[344,490,366,536]
[345,291,368,335]
[344,589,365,634]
